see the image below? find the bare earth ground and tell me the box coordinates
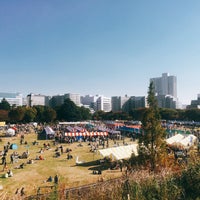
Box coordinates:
[0,133,129,199]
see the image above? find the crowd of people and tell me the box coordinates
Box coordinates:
[0,122,151,198]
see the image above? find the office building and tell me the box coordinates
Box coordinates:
[150,73,177,98]
[122,96,147,112]
[96,96,111,112]
[150,73,178,109]
[187,94,200,109]
[111,95,129,112]
[156,95,177,109]
[49,95,66,107]
[27,93,49,107]
[65,93,81,106]
[0,92,23,107]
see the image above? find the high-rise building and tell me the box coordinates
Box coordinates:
[150,73,177,98]
[0,92,23,107]
[150,73,178,109]
[111,95,129,112]
[65,93,81,106]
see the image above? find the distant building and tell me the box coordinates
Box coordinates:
[111,95,129,112]
[187,94,200,109]
[156,95,177,109]
[96,96,111,112]
[65,93,81,106]
[81,95,100,111]
[0,92,23,107]
[150,73,179,108]
[150,73,177,99]
[49,95,66,107]
[122,96,147,112]
[27,93,49,107]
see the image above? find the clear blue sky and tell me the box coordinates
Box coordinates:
[1,1,200,105]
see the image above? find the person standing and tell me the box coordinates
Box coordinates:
[2,161,8,171]
[54,174,58,184]
[20,187,25,196]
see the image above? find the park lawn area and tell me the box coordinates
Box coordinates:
[0,133,123,198]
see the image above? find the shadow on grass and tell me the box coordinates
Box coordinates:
[74,159,111,171]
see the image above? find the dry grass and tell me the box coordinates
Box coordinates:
[0,133,125,199]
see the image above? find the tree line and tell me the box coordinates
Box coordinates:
[0,98,91,123]
[1,97,200,123]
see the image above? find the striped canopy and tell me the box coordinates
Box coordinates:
[65,132,108,137]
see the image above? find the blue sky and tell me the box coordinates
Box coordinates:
[1,1,200,105]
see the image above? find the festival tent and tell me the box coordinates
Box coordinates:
[99,144,138,160]
[65,132,108,137]
[37,126,55,140]
[10,143,18,150]
[176,134,197,148]
[6,128,15,136]
[166,134,185,145]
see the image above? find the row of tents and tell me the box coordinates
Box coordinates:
[98,134,198,161]
[166,134,197,149]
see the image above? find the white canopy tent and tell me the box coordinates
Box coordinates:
[177,134,197,148]
[99,144,138,160]
[166,134,185,145]
[6,128,15,136]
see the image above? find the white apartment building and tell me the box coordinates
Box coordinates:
[96,96,111,112]
[65,93,81,106]
[27,93,48,107]
[0,92,23,107]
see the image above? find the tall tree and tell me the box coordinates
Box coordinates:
[139,82,166,172]
[23,107,37,123]
[0,98,11,110]
[43,107,57,122]
[8,107,25,123]
[57,99,79,121]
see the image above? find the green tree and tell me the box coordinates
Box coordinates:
[57,99,79,121]
[79,106,92,120]
[92,110,105,120]
[129,108,147,121]
[8,107,25,123]
[0,98,11,110]
[33,106,45,122]
[159,108,179,120]
[185,109,200,121]
[23,107,37,123]
[43,107,57,122]
[139,82,166,172]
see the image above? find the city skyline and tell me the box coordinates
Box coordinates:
[1,1,200,105]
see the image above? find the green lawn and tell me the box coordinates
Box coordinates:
[0,133,126,198]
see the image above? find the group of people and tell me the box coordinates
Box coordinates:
[15,187,25,196]
[45,174,59,184]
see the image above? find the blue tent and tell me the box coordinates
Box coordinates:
[10,143,18,150]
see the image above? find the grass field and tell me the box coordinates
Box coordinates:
[0,132,129,199]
